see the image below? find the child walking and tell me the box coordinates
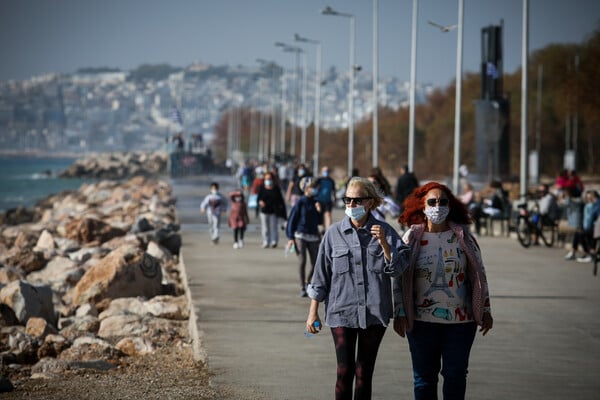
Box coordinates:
[229,189,249,249]
[200,182,227,244]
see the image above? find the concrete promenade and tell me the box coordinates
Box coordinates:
[173,176,600,400]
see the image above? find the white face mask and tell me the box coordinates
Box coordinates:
[424,206,449,225]
[345,205,367,220]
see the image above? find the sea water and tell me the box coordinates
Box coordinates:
[0,155,88,212]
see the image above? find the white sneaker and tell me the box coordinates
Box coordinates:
[238,240,244,248]
[576,255,592,263]
[262,242,269,248]
[564,251,575,260]
[233,242,239,249]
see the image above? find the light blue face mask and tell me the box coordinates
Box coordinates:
[264,179,273,186]
[309,188,318,196]
[345,205,366,220]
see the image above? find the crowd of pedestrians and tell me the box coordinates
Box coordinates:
[198,160,503,399]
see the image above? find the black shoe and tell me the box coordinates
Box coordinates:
[299,289,308,297]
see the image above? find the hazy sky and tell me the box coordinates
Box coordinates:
[1,0,598,87]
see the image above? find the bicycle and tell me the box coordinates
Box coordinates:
[515,200,557,248]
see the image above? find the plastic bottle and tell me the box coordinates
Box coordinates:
[304,321,321,338]
[284,241,296,258]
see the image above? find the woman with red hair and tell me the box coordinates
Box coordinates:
[393,181,493,400]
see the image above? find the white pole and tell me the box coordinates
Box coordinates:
[372,0,379,167]
[520,0,529,198]
[348,15,356,176]
[280,75,287,154]
[301,52,308,164]
[452,0,464,194]
[314,43,322,173]
[408,0,418,172]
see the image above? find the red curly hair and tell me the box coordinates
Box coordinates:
[398,181,472,226]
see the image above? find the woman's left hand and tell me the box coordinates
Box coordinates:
[370,224,387,245]
[479,312,493,336]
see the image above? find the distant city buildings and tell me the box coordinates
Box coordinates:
[0,63,433,154]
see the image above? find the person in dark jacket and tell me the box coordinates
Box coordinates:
[395,164,419,211]
[286,177,323,297]
[258,172,287,248]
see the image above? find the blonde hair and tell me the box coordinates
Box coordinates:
[346,177,383,210]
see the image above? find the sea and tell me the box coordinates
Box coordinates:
[0,155,90,212]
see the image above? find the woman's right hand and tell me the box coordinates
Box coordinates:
[393,317,408,337]
[306,315,322,334]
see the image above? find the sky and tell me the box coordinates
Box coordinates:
[1,0,599,88]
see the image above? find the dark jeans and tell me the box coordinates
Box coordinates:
[297,239,319,289]
[407,321,477,400]
[233,227,246,242]
[331,325,387,400]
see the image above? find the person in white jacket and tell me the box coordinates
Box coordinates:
[200,182,227,244]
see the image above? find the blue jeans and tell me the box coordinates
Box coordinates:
[407,321,477,400]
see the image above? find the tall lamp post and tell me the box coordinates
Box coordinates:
[372,0,379,168]
[322,6,356,176]
[408,0,418,172]
[294,33,322,173]
[452,0,464,195]
[520,0,529,199]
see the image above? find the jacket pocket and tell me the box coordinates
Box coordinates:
[332,246,350,274]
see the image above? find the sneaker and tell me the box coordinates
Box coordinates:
[233,242,239,249]
[564,251,575,260]
[238,240,244,248]
[576,255,592,263]
[299,289,308,297]
[271,243,278,248]
[262,242,269,249]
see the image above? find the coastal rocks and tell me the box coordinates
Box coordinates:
[0,174,189,384]
[64,218,127,245]
[59,151,167,180]
[0,280,56,326]
[69,245,163,306]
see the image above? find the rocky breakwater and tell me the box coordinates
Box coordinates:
[0,176,189,391]
[59,151,168,179]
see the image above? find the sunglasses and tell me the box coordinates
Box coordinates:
[426,198,449,207]
[342,196,371,205]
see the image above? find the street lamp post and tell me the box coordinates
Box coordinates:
[452,0,464,194]
[408,0,418,173]
[322,6,355,176]
[294,33,322,173]
[373,0,379,168]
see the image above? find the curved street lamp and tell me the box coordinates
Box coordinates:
[321,6,355,176]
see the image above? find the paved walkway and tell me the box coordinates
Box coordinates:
[173,176,600,400]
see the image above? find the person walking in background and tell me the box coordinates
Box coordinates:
[565,190,600,263]
[200,182,227,245]
[315,165,337,230]
[286,177,323,297]
[286,163,310,207]
[370,166,392,198]
[257,172,287,248]
[393,182,493,400]
[305,177,410,400]
[561,186,585,257]
[395,164,419,212]
[228,189,249,249]
[368,173,400,223]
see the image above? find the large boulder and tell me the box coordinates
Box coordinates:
[0,280,56,326]
[69,244,162,306]
[64,218,126,245]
